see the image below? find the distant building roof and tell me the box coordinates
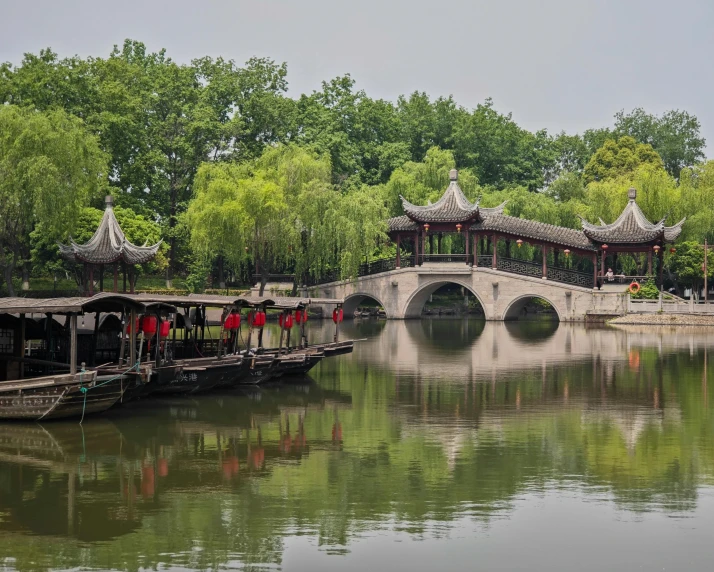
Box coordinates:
[59,196,162,265]
[580,187,685,244]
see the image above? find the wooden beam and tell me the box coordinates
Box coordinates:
[492,234,498,269]
[396,233,401,268]
[70,314,77,375]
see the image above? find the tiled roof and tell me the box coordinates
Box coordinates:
[581,188,684,244]
[400,170,480,223]
[387,215,419,232]
[59,197,162,265]
[473,215,595,251]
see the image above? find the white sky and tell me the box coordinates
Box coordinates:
[2,0,712,156]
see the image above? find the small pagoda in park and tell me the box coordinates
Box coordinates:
[386,171,685,289]
[59,196,162,295]
[580,187,685,285]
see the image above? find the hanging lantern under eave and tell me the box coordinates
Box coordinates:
[653,245,661,253]
[455,223,462,233]
[564,249,571,258]
[670,247,677,254]
[516,239,523,248]
[601,244,609,251]
[424,223,430,233]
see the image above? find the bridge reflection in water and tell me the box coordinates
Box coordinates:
[0,320,714,570]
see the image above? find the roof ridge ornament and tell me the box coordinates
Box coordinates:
[449,169,458,181]
[628,187,637,201]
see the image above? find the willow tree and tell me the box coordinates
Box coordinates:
[187,146,336,293]
[187,145,388,292]
[0,105,107,294]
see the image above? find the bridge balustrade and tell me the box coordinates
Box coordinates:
[419,254,469,264]
[305,254,594,289]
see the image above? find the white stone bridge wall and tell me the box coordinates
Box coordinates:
[301,263,626,321]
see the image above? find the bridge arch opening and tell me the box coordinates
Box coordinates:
[503,295,561,322]
[343,293,387,319]
[404,281,487,319]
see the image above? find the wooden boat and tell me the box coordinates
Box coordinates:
[0,370,128,421]
[0,294,152,420]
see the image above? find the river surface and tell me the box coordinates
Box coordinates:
[1,319,714,571]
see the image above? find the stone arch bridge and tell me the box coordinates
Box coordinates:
[301,261,626,321]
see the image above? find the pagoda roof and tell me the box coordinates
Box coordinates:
[580,188,685,244]
[59,196,162,265]
[400,169,480,223]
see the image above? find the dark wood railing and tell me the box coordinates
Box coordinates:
[419,254,470,264]
[304,254,594,289]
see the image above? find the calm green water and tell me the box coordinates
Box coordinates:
[1,319,714,571]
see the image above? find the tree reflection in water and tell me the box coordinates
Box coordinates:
[0,321,713,570]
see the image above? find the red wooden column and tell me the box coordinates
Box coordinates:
[396,233,401,268]
[113,263,118,293]
[542,245,548,279]
[421,231,426,262]
[657,248,663,288]
[414,232,419,265]
[492,234,498,269]
[465,229,470,262]
[473,233,479,266]
[592,253,598,289]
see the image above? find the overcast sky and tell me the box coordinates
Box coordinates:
[2,0,713,156]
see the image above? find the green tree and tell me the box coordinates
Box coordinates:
[583,136,664,184]
[0,105,107,295]
[614,108,706,177]
[669,241,713,295]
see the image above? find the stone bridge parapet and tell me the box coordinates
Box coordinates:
[300,263,626,321]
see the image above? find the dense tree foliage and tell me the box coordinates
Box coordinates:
[0,105,107,294]
[0,40,711,290]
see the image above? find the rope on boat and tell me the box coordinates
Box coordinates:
[79,360,141,425]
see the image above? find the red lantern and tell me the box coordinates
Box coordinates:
[564,249,571,258]
[141,315,157,335]
[224,313,240,330]
[601,244,609,251]
[332,308,344,323]
[670,247,676,254]
[159,320,170,338]
[284,314,294,329]
[126,318,140,335]
[456,223,462,233]
[249,311,265,328]
[516,239,523,248]
[653,245,661,253]
[295,310,308,324]
[424,223,430,233]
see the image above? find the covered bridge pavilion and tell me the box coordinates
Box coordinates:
[386,170,684,290]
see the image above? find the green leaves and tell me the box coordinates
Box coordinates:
[0,105,107,293]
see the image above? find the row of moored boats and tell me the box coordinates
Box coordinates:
[0,293,351,421]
